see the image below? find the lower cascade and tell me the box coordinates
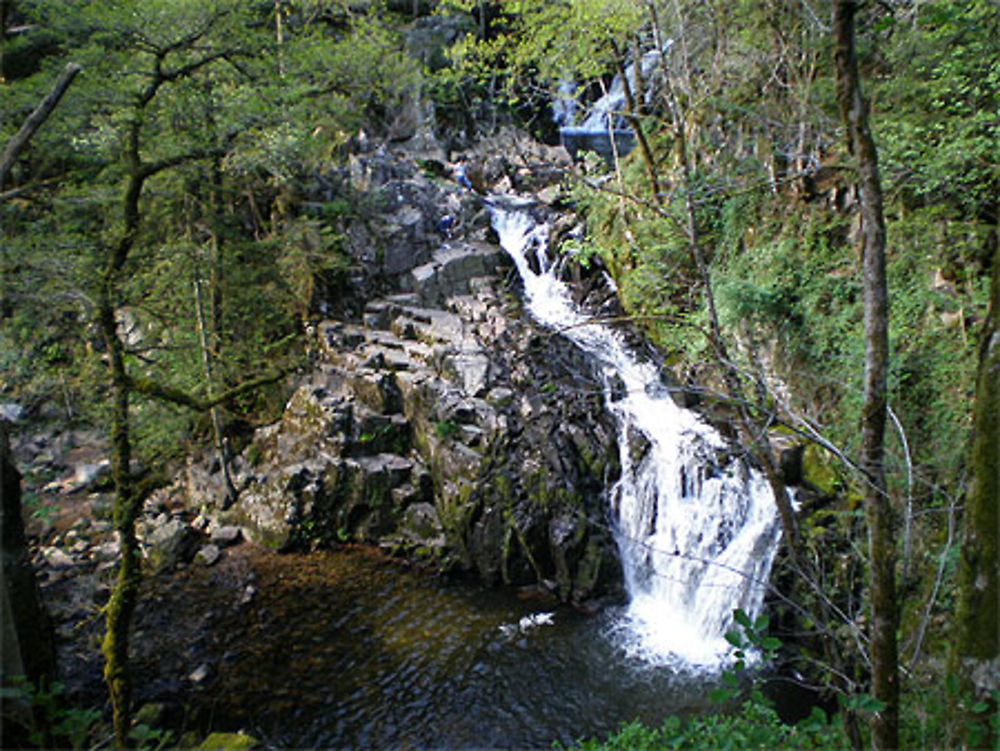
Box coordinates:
[491,204,782,667]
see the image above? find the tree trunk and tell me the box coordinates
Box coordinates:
[1,421,58,693]
[610,39,661,206]
[832,3,898,748]
[99,126,145,746]
[951,227,999,747]
[0,62,81,188]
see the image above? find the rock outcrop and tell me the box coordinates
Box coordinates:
[177,259,621,603]
[159,143,622,606]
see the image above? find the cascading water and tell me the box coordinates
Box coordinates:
[491,204,782,668]
[557,49,666,162]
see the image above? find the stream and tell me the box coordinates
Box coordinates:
[58,200,782,749]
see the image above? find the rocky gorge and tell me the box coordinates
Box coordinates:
[3,134,646,732]
[156,135,628,608]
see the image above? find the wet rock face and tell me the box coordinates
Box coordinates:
[172,257,621,604]
[168,146,622,604]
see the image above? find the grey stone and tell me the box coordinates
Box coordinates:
[42,547,74,568]
[189,663,212,684]
[486,387,515,408]
[92,540,120,561]
[74,461,109,489]
[195,544,222,567]
[210,526,242,547]
[442,351,491,396]
[144,518,199,573]
[401,502,443,542]
[0,403,23,422]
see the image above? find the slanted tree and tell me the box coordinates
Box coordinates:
[832,2,898,748]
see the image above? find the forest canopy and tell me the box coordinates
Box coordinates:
[2,0,997,749]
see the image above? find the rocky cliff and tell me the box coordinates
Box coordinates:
[163,139,624,606]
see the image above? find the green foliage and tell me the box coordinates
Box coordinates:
[128,721,175,751]
[711,609,782,705]
[0,676,102,750]
[874,0,1000,217]
[434,419,459,439]
[569,698,842,750]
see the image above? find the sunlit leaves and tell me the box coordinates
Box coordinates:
[874,0,1000,214]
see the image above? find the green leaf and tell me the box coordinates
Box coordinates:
[760,636,782,652]
[724,629,743,648]
[946,673,961,696]
[733,608,753,629]
[710,687,735,704]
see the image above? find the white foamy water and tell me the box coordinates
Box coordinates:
[490,205,782,668]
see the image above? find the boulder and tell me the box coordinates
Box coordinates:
[210,526,242,547]
[143,518,199,573]
[195,544,222,567]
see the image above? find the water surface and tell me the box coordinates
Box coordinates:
[142,547,717,749]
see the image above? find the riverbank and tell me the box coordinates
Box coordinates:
[35,530,717,747]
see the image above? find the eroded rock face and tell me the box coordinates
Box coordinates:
[167,146,621,605]
[170,255,621,604]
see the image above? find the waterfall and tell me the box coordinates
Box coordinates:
[490,205,782,668]
[557,49,666,163]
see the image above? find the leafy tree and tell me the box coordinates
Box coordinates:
[2,0,418,743]
[875,0,1000,220]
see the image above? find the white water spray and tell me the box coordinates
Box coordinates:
[491,205,782,668]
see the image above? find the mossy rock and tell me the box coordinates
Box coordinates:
[800,443,843,498]
[196,731,260,750]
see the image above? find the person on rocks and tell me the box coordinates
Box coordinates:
[437,214,458,240]
[450,155,473,192]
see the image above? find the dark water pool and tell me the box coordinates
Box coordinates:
[129,547,718,749]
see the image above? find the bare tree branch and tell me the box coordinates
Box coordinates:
[125,369,288,412]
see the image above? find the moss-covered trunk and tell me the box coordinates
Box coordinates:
[99,300,141,747]
[951,229,999,747]
[98,142,144,744]
[833,3,898,749]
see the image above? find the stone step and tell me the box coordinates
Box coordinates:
[345,407,411,457]
[409,242,506,307]
[349,370,404,415]
[346,453,415,491]
[363,301,393,330]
